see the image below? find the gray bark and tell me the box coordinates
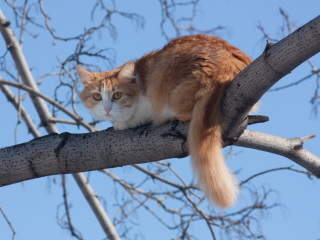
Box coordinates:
[1,120,319,187]
[221,15,320,143]
[0,121,189,186]
[235,130,320,177]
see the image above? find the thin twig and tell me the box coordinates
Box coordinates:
[0,205,16,240]
[240,166,313,186]
[0,79,94,132]
[61,175,83,240]
[19,0,28,47]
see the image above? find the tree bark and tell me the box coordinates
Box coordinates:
[0,121,189,186]
[1,121,320,186]
[221,15,320,143]
[235,130,320,177]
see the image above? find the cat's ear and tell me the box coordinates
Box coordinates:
[118,61,136,80]
[77,66,95,84]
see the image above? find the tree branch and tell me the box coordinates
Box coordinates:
[0,78,94,132]
[1,122,319,185]
[0,81,41,138]
[0,8,56,134]
[0,205,16,240]
[221,15,320,143]
[0,121,189,186]
[0,8,120,240]
[234,130,320,177]
[72,172,121,240]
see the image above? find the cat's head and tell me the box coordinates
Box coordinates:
[77,61,140,123]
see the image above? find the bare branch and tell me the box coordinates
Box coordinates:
[221,15,320,143]
[234,130,320,177]
[240,166,313,186]
[1,123,319,197]
[301,134,316,142]
[0,8,58,134]
[19,0,28,47]
[0,78,95,132]
[0,9,121,239]
[39,0,144,44]
[159,0,226,41]
[61,175,83,240]
[0,205,16,240]
[38,0,83,44]
[133,164,190,190]
[0,81,41,137]
[268,72,316,92]
[100,169,180,229]
[114,196,150,226]
[259,8,320,116]
[72,173,120,240]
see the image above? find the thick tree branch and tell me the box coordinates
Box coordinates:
[235,130,320,177]
[0,121,189,186]
[1,122,319,186]
[221,15,320,143]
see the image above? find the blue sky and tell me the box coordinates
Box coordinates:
[0,1,320,240]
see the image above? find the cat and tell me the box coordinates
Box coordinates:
[77,34,254,208]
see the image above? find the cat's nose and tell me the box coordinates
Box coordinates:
[104,107,111,114]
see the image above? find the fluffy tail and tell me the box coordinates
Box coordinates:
[188,83,238,208]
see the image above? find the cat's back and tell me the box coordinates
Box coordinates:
[161,34,231,56]
[143,34,251,88]
[160,35,250,64]
[137,34,252,122]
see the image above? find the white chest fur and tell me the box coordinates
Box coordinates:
[112,94,153,130]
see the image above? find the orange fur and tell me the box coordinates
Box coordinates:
[78,35,254,207]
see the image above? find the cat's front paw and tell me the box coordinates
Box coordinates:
[112,121,129,131]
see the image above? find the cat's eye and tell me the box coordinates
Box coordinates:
[113,92,122,100]
[93,93,102,101]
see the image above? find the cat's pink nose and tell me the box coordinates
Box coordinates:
[104,107,111,114]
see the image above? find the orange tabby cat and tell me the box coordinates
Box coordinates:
[77,34,253,208]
